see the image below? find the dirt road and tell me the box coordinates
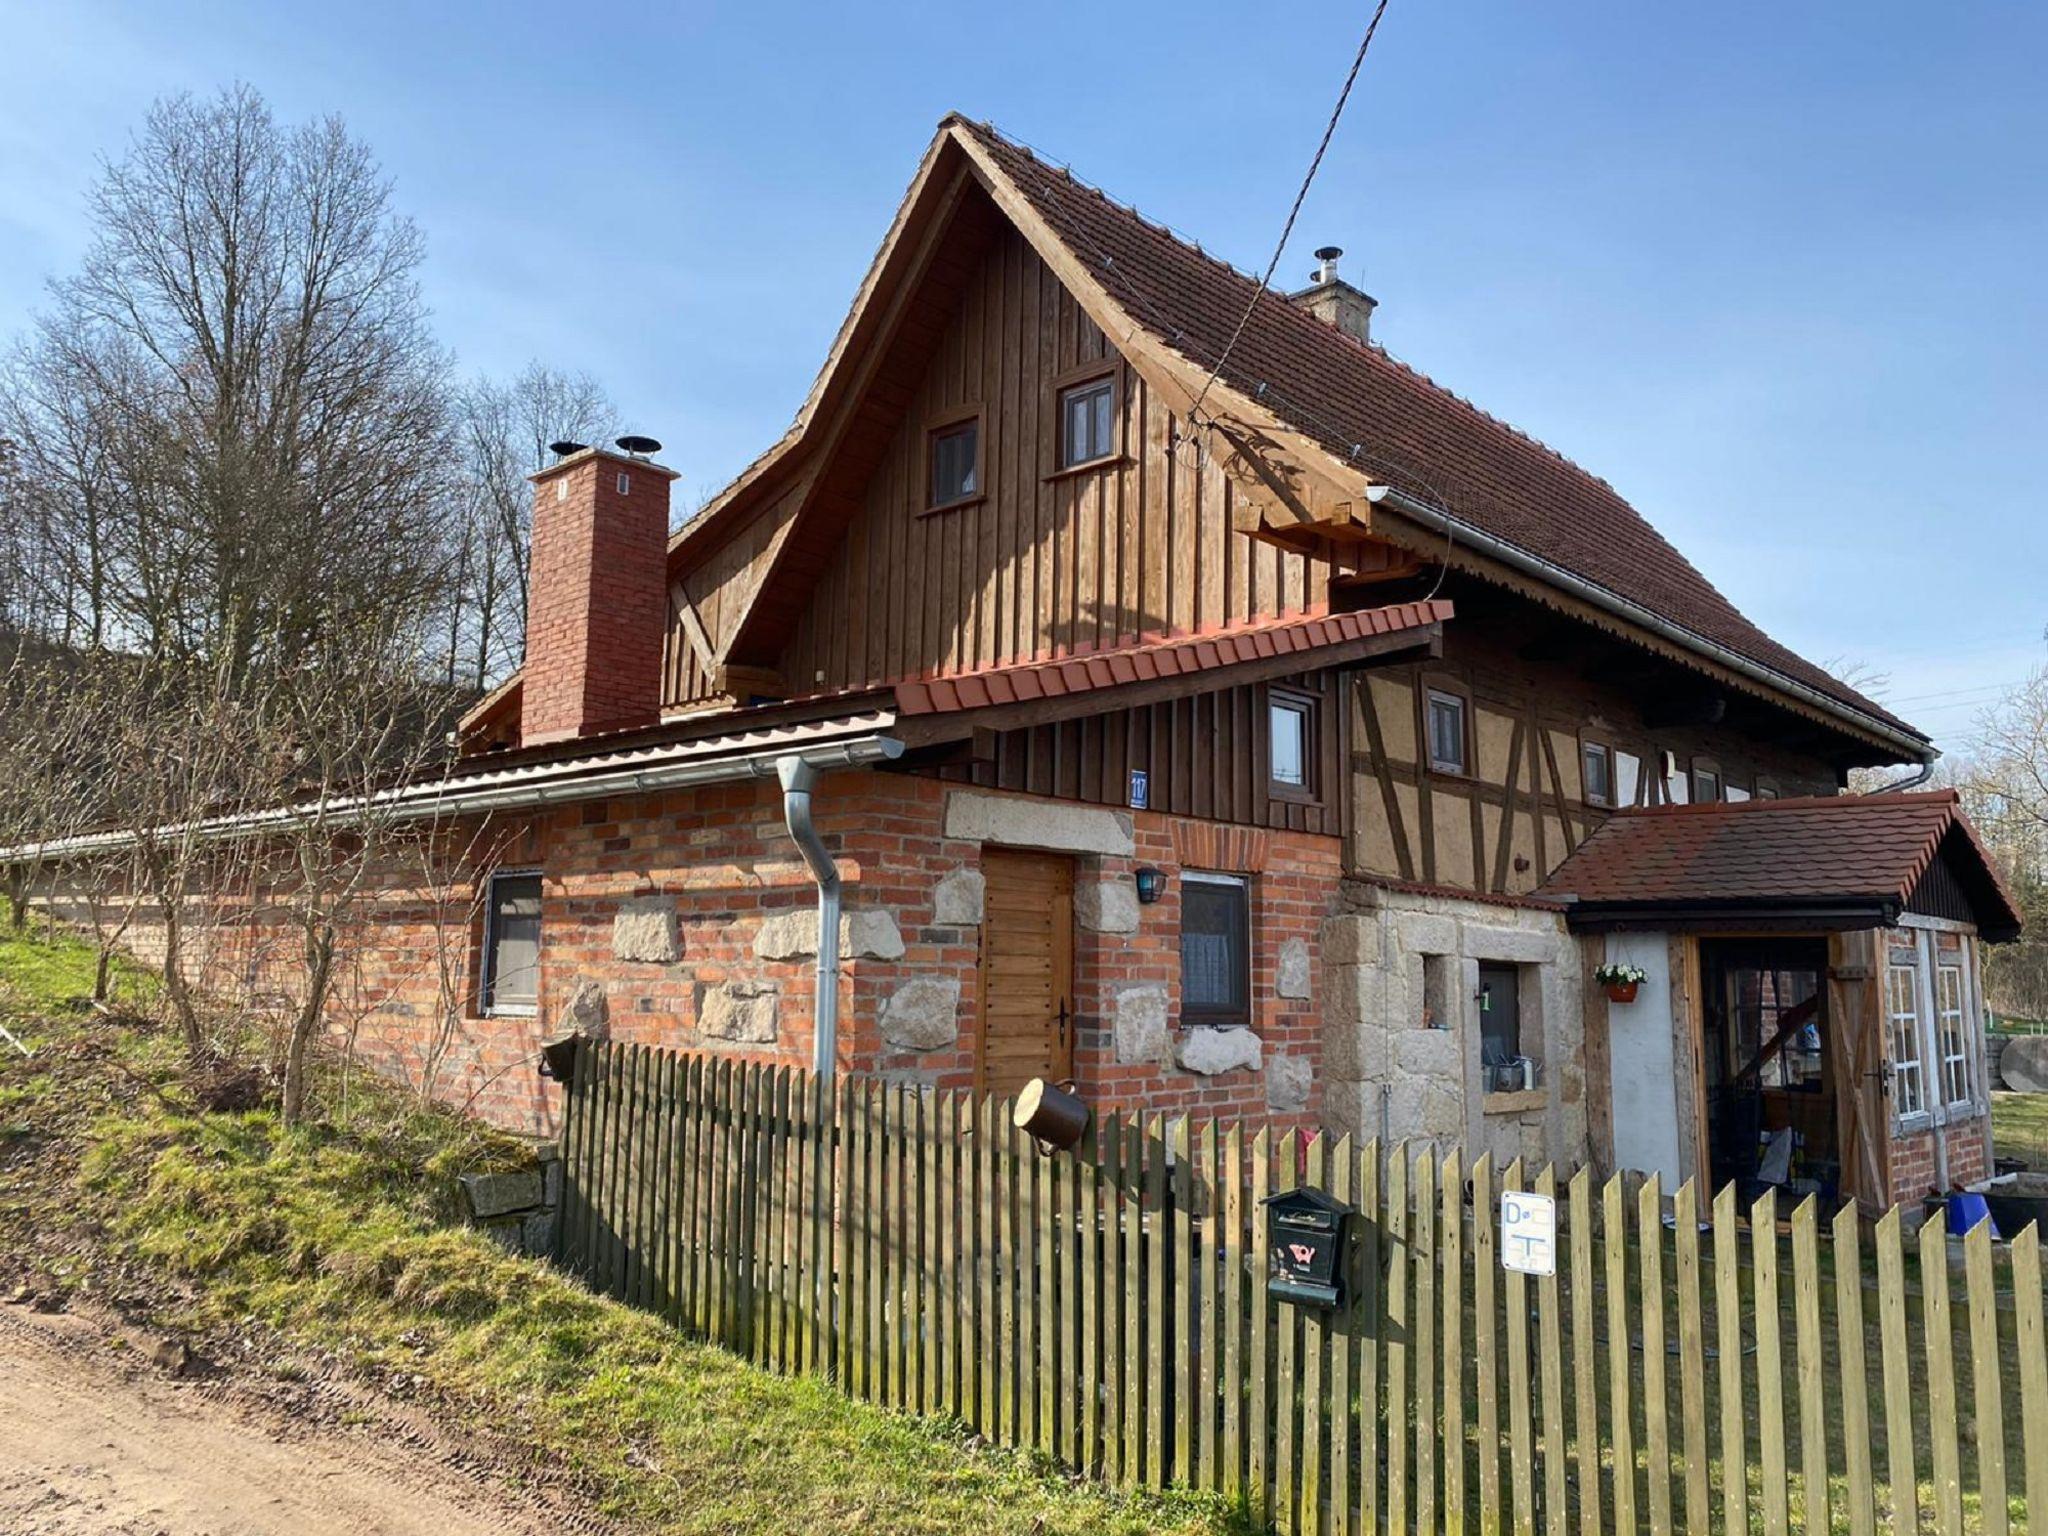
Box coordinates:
[0,1302,619,1536]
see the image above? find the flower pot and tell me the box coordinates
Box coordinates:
[1603,981,1640,1004]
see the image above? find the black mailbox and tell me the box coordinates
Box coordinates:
[1262,1185,1355,1309]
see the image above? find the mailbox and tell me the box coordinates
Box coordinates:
[538,1034,581,1085]
[1262,1184,1355,1309]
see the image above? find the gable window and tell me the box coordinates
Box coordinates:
[1180,872,1250,1025]
[1426,689,1468,776]
[1268,688,1316,800]
[1937,963,1974,1109]
[928,417,980,509]
[1057,375,1116,469]
[481,871,542,1017]
[1582,740,1614,807]
[1885,961,1927,1121]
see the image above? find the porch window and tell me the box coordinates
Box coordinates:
[1937,963,1974,1109]
[1180,872,1250,1025]
[1268,688,1315,799]
[1885,962,1928,1121]
[481,871,542,1017]
[1582,740,1613,807]
[1692,760,1722,804]
[1426,689,1468,776]
[1057,375,1116,468]
[928,417,980,509]
[1614,749,1643,807]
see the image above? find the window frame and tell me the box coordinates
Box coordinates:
[1179,871,1252,1027]
[923,407,985,514]
[1580,737,1615,808]
[1266,685,1318,803]
[1425,685,1470,778]
[1885,958,1930,1127]
[1691,757,1723,805]
[1936,960,1974,1111]
[479,869,544,1019]
[1054,369,1120,473]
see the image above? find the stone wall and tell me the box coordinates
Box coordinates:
[1320,882,1588,1169]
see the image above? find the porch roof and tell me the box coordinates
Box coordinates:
[1535,791,2023,941]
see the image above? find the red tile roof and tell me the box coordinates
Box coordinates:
[954,119,1919,744]
[1535,790,2021,937]
[892,600,1448,715]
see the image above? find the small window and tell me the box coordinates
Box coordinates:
[1180,873,1250,1025]
[1886,962,1927,1120]
[1692,761,1722,804]
[1582,740,1614,807]
[1268,689,1315,798]
[1725,781,1752,803]
[481,872,542,1016]
[1937,964,1973,1108]
[1662,752,1690,805]
[1426,689,1468,776]
[1754,777,1779,801]
[1478,962,1523,1067]
[928,418,979,509]
[1058,376,1116,468]
[1614,749,1643,807]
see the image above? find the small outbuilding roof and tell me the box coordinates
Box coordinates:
[1536,790,2023,941]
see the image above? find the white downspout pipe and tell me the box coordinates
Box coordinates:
[777,755,842,1078]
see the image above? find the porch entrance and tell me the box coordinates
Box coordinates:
[1699,938,1837,1199]
[976,849,1075,1097]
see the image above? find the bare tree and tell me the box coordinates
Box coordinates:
[0,85,456,674]
[1959,655,2048,1022]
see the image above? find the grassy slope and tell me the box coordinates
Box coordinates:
[0,923,1239,1535]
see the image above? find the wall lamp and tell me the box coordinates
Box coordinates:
[1133,866,1167,905]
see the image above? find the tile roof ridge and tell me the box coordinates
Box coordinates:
[1612,790,1955,820]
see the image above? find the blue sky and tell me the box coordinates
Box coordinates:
[3,1,2042,756]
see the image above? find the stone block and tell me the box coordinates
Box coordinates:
[1175,1025,1262,1076]
[565,978,609,1034]
[1075,879,1139,934]
[1459,924,1559,965]
[880,976,962,1051]
[1320,1078,1377,1142]
[753,907,904,961]
[1320,914,1382,966]
[2004,1036,2048,1093]
[1266,1052,1312,1112]
[459,1169,543,1220]
[612,895,680,963]
[944,790,1136,857]
[1396,1026,1463,1080]
[932,868,985,925]
[699,981,778,1044]
[1113,984,1170,1066]
[1276,937,1311,999]
[1391,912,1458,958]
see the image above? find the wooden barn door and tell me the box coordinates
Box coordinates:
[976,850,1075,1097]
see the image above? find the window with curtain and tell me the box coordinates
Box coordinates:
[1058,376,1115,468]
[1180,874,1249,1025]
[1886,962,1927,1120]
[482,872,542,1016]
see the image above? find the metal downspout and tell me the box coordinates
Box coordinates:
[777,756,841,1077]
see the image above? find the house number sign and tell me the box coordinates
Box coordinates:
[1128,769,1149,809]
[1500,1189,1557,1277]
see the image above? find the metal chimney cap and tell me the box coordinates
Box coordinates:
[1313,245,1344,262]
[548,439,588,457]
[615,434,662,458]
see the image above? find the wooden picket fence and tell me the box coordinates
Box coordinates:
[554,1039,2048,1534]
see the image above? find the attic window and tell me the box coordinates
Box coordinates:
[1426,689,1468,776]
[1058,375,1116,468]
[1268,688,1316,801]
[928,417,981,510]
[1582,740,1613,807]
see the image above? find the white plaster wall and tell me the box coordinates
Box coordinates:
[1605,933,1684,1186]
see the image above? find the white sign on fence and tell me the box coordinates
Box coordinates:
[1499,1189,1556,1277]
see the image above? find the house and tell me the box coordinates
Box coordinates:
[74,117,2026,1209]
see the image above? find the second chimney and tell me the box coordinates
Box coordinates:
[1289,245,1377,345]
[521,444,676,746]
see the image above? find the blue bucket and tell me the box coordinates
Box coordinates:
[1947,1191,2000,1239]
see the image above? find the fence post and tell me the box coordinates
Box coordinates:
[1919,1206,1964,1536]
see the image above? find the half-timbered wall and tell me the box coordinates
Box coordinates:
[1350,627,1840,896]
[664,485,800,708]
[776,226,1336,693]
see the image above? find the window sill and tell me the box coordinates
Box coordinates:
[1484,1088,1546,1115]
[1269,783,1320,807]
[476,1005,537,1022]
[1043,454,1132,484]
[917,494,987,519]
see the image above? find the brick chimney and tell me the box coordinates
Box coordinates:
[1289,245,1376,345]
[521,444,676,746]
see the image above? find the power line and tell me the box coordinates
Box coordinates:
[1182,0,1394,434]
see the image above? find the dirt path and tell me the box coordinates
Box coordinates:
[0,1302,622,1536]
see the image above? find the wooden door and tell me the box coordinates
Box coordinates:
[977,849,1075,1097]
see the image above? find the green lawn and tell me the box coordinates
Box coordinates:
[1993,1091,2048,1170]
[0,920,1239,1535]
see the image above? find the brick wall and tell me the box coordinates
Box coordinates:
[62,772,1346,1139]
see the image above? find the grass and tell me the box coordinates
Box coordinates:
[1993,1092,2048,1170]
[0,919,1242,1535]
